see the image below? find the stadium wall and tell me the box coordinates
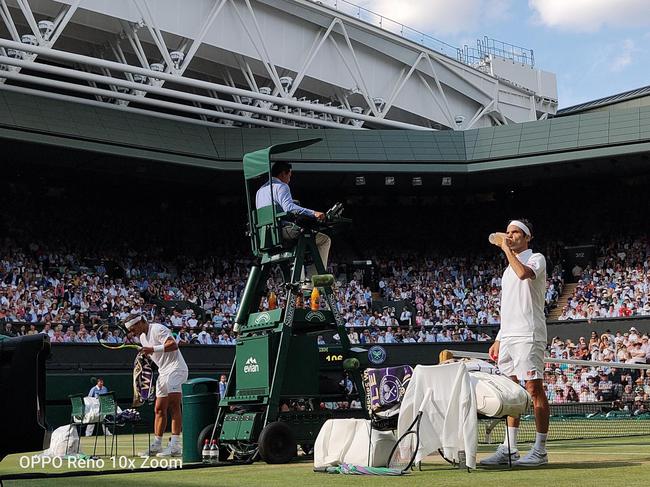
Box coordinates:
[44,341,489,428]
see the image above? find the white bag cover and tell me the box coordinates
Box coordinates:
[81,397,100,423]
[469,371,532,418]
[314,418,396,468]
[42,425,79,457]
[77,397,121,424]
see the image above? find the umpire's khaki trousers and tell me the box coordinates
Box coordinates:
[282,225,331,278]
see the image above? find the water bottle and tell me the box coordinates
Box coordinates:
[209,439,218,464]
[310,287,320,311]
[488,232,506,246]
[201,439,210,463]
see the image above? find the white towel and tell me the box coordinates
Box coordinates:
[397,362,478,469]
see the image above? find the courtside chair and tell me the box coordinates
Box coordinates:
[94,392,119,457]
[66,393,90,455]
[362,366,413,467]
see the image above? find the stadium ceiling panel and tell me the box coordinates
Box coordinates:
[2,88,647,177]
[0,0,558,131]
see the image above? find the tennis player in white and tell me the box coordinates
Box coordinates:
[481,219,550,467]
[124,314,189,457]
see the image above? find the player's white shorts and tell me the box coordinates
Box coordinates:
[156,369,189,397]
[497,337,545,381]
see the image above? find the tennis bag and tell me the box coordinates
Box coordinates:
[469,371,532,417]
[314,419,396,468]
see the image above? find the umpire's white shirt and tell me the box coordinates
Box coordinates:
[498,249,547,343]
[140,323,189,376]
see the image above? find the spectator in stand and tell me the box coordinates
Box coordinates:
[170,309,184,329]
[565,386,579,402]
[558,237,650,321]
[197,326,213,344]
[176,328,191,345]
[579,384,596,403]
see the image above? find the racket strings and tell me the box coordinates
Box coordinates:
[388,431,417,471]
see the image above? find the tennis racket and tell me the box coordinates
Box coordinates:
[387,389,432,473]
[99,341,141,351]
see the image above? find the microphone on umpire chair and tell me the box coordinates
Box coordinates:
[311,274,335,288]
[342,357,360,371]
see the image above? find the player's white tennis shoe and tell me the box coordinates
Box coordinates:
[139,443,162,457]
[156,444,182,457]
[479,445,520,465]
[514,448,548,466]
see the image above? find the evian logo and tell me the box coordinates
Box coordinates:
[244,357,260,373]
[305,311,326,322]
[254,312,271,325]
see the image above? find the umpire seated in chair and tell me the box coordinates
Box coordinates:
[255,161,330,277]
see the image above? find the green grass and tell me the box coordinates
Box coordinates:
[1,435,650,487]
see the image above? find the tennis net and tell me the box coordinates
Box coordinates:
[444,350,650,443]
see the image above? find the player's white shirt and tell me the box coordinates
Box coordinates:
[498,248,547,342]
[140,323,188,376]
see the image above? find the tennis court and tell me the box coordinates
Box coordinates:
[1,434,649,486]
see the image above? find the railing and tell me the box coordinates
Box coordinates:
[461,36,535,67]
[310,0,534,67]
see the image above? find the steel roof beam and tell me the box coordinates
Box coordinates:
[0,68,294,129]
[0,55,365,129]
[0,82,232,128]
[0,38,430,130]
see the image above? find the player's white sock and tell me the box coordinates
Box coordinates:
[534,432,547,452]
[153,436,162,446]
[502,426,519,451]
[170,435,181,447]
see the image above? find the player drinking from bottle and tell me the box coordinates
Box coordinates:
[480,219,550,467]
[124,313,189,457]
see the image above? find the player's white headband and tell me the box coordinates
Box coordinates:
[124,315,144,330]
[509,220,531,236]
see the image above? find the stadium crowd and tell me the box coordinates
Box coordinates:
[558,237,650,320]
[544,327,650,411]
[0,237,568,345]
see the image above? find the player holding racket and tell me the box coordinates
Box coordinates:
[481,219,550,467]
[123,314,189,457]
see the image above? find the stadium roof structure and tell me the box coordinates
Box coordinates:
[557,85,650,117]
[0,0,557,131]
[1,89,649,179]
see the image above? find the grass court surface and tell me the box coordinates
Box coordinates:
[1,434,649,486]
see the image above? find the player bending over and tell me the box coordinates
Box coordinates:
[124,314,189,457]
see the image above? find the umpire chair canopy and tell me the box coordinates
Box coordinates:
[242,138,322,258]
